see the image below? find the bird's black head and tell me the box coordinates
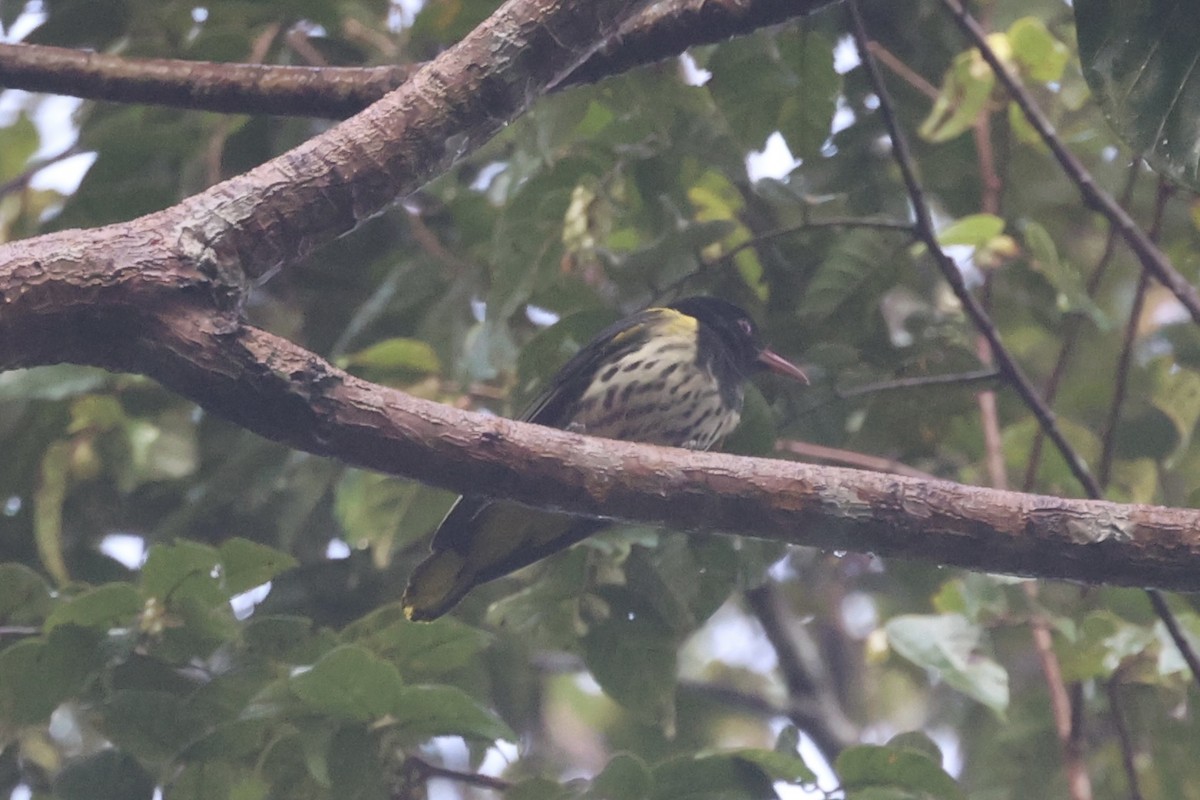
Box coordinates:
[666,296,808,384]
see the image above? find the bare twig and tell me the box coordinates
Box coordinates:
[837,369,1000,399]
[1022,581,1093,800]
[1106,679,1145,800]
[717,218,915,265]
[866,41,939,100]
[0,144,81,199]
[403,755,510,792]
[775,440,939,481]
[847,0,1101,498]
[743,584,859,759]
[1146,589,1200,689]
[940,0,1200,326]
[1098,180,1175,488]
[1023,163,1142,491]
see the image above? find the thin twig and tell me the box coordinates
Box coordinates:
[837,369,1000,399]
[939,0,1200,326]
[743,584,859,760]
[1022,581,1093,800]
[1106,679,1145,800]
[1098,179,1175,488]
[1023,162,1142,491]
[717,218,915,265]
[0,626,41,636]
[656,217,914,301]
[1146,589,1200,690]
[403,755,511,792]
[866,41,939,100]
[776,439,939,481]
[848,0,1102,498]
[0,144,81,198]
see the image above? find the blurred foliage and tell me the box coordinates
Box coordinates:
[2,0,1200,798]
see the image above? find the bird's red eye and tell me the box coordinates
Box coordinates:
[738,318,753,336]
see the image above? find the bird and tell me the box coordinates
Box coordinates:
[402,296,808,621]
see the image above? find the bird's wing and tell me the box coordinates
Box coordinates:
[518,308,662,426]
[402,307,677,621]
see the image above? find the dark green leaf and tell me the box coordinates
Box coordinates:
[218,538,298,595]
[340,603,491,680]
[46,583,141,631]
[836,745,964,800]
[1076,0,1200,189]
[588,753,652,800]
[885,614,1009,714]
[0,563,54,625]
[581,587,679,729]
[98,690,203,762]
[652,753,779,800]
[390,685,514,742]
[54,749,155,800]
[291,645,405,722]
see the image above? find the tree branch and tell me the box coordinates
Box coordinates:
[847,0,1101,498]
[940,0,1200,326]
[0,42,413,118]
[0,0,837,118]
[5,290,1200,590]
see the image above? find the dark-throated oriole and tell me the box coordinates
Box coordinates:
[402,296,807,620]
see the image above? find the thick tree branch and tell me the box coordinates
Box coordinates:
[0,0,836,118]
[6,294,1200,590]
[0,42,412,118]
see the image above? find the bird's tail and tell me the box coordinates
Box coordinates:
[402,549,474,621]
[402,499,607,621]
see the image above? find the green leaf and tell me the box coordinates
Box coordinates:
[1020,220,1108,326]
[509,777,581,800]
[835,744,964,800]
[46,583,142,631]
[340,603,490,681]
[936,214,1005,248]
[0,365,110,401]
[920,47,994,143]
[243,615,338,665]
[140,540,224,607]
[0,626,104,724]
[885,614,1009,714]
[798,230,899,324]
[588,753,652,800]
[730,748,817,785]
[651,753,780,800]
[581,587,679,730]
[0,112,40,182]
[291,645,405,721]
[886,732,945,765]
[54,749,156,800]
[390,685,514,742]
[334,471,456,554]
[339,337,442,377]
[708,29,840,159]
[1007,17,1070,83]
[1076,0,1200,189]
[98,690,203,763]
[0,563,54,625]
[34,439,72,587]
[218,538,297,596]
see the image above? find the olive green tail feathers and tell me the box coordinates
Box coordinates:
[402,549,473,622]
[402,500,607,622]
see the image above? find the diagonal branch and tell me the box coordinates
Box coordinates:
[940,0,1200,326]
[847,0,1101,498]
